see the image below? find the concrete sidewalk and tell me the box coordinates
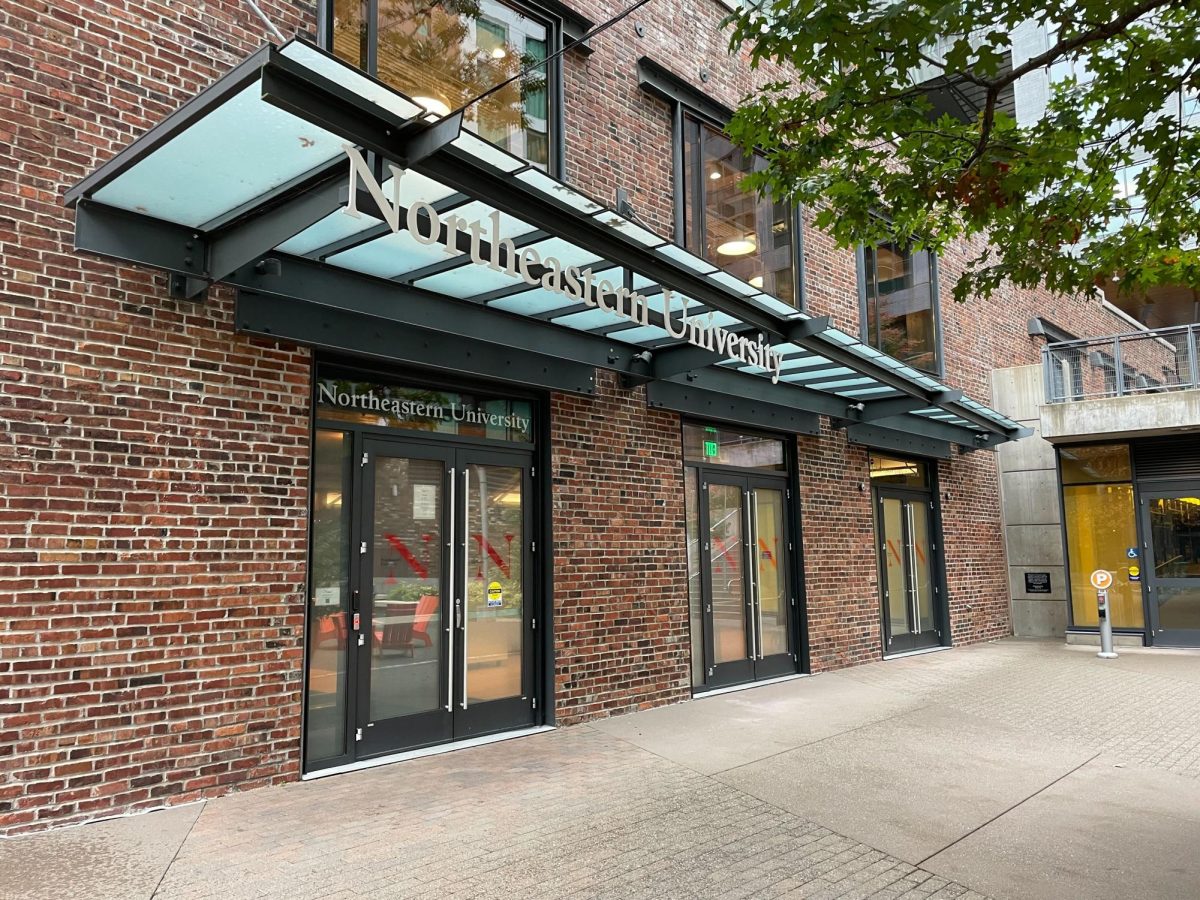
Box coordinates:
[5,638,1200,899]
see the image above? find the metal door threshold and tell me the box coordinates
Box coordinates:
[694,672,810,699]
[883,644,950,661]
[302,725,555,780]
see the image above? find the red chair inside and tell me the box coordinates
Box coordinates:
[410,594,439,647]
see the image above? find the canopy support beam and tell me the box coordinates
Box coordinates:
[196,164,349,298]
[831,389,964,426]
[646,381,821,435]
[843,423,954,460]
[226,251,653,376]
[236,290,599,394]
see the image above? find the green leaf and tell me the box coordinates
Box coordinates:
[723,0,1200,302]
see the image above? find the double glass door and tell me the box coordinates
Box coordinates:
[875,489,941,653]
[1140,487,1200,647]
[306,433,536,769]
[696,475,795,688]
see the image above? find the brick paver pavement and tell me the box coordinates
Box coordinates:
[838,639,1200,777]
[149,727,986,900]
[7,637,1200,899]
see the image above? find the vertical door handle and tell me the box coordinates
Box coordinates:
[445,467,455,712]
[744,493,757,662]
[461,467,470,711]
[751,491,764,659]
[905,503,920,632]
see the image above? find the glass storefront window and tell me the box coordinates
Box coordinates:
[682,423,785,470]
[1060,443,1132,484]
[1064,483,1143,628]
[306,429,353,764]
[1148,497,1200,579]
[682,115,796,305]
[1059,443,1142,629]
[332,0,552,169]
[332,0,368,68]
[868,454,929,488]
[863,244,940,374]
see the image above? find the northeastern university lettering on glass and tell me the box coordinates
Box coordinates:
[343,146,786,383]
[317,377,534,443]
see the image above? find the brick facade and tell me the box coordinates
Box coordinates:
[0,0,1140,833]
[550,371,690,724]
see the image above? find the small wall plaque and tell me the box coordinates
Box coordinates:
[1024,572,1052,594]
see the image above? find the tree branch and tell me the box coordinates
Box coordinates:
[956,0,1193,176]
[1001,0,1193,91]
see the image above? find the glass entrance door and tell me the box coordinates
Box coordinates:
[1141,489,1200,647]
[699,475,796,688]
[353,439,535,760]
[357,440,454,756]
[875,490,941,653]
[455,451,536,738]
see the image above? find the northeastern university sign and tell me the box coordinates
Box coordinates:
[342,146,785,383]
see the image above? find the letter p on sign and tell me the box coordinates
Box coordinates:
[1090,569,1113,590]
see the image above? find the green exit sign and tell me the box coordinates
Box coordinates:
[703,440,719,458]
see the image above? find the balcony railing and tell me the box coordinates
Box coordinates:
[1043,323,1200,404]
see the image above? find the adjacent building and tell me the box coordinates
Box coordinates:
[0,0,1173,833]
[991,21,1200,647]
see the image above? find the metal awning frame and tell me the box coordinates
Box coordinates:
[66,39,1029,452]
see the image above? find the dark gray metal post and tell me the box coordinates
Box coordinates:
[1041,345,1055,403]
[1097,589,1118,659]
[1188,324,1199,389]
[1112,336,1124,397]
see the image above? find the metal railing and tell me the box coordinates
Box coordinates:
[1043,323,1200,404]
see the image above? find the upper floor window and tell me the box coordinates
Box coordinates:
[861,243,941,375]
[681,114,798,307]
[330,0,554,170]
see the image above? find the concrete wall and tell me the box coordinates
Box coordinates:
[1042,390,1200,442]
[992,365,1068,636]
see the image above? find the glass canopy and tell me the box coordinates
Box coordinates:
[66,39,1027,448]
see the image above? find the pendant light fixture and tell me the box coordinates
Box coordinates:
[716,236,757,256]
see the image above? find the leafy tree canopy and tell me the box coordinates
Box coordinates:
[724,0,1200,302]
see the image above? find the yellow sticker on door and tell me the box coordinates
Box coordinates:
[487,581,504,608]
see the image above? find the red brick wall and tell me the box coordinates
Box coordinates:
[0,1,318,833]
[550,370,691,723]
[797,427,882,669]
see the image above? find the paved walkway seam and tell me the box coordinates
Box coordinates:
[915,752,1101,868]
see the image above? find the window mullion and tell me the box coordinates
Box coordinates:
[366,0,378,78]
[694,122,707,257]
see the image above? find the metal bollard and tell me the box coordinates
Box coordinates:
[1097,589,1118,659]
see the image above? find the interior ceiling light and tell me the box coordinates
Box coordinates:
[491,47,507,59]
[749,275,764,288]
[414,96,452,118]
[708,169,721,180]
[716,237,757,256]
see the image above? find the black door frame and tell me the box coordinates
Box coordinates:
[693,464,801,691]
[356,438,456,757]
[301,360,548,774]
[1139,479,1200,647]
[451,446,538,739]
[871,462,948,656]
[338,434,542,763]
